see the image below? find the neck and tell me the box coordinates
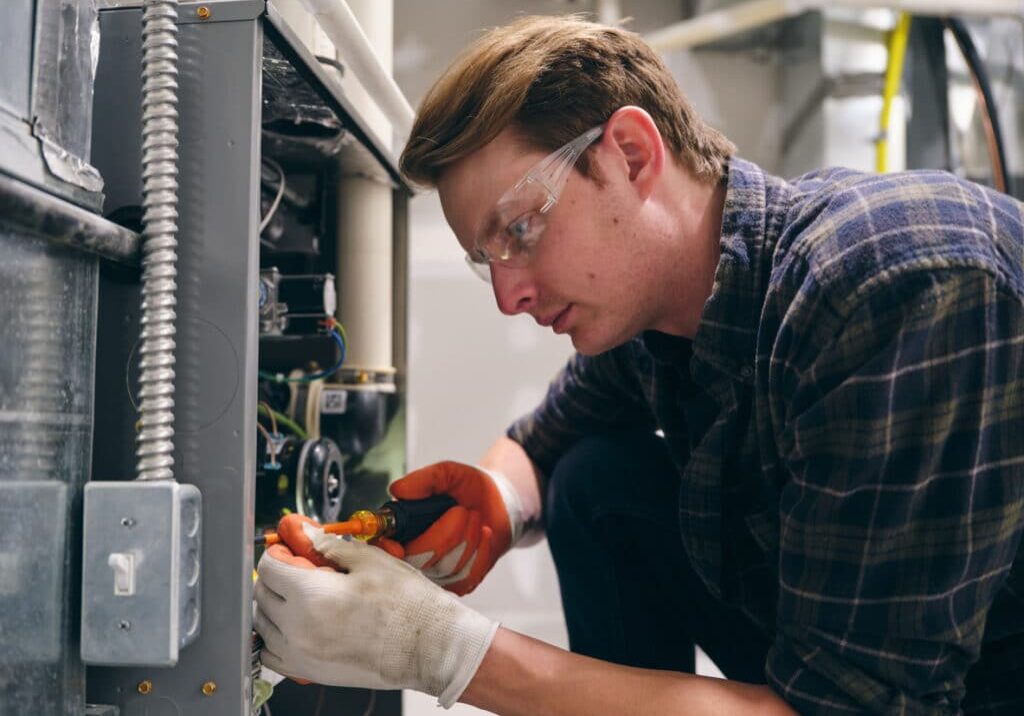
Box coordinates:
[651,169,726,339]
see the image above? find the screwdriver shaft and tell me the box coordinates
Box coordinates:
[255,518,365,546]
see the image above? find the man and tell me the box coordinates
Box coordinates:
[254,15,1024,714]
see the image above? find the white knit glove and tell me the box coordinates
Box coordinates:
[254,524,499,708]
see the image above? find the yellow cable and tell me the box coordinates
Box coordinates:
[877,13,912,174]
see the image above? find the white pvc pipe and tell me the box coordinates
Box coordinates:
[837,0,1023,15]
[596,0,622,25]
[646,0,805,52]
[336,176,394,374]
[297,0,414,150]
[335,0,395,377]
[645,0,1024,52]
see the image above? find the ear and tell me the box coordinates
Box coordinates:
[603,106,665,200]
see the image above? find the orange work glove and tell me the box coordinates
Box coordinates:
[374,461,531,595]
[273,514,337,568]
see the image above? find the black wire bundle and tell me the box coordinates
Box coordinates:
[943,17,1009,194]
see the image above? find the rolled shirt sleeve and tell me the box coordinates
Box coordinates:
[768,268,1024,714]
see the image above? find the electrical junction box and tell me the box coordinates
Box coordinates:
[80,480,202,666]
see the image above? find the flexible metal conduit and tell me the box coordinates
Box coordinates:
[136,0,180,481]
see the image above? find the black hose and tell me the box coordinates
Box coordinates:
[944,17,1009,193]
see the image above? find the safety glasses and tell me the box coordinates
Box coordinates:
[465,125,604,283]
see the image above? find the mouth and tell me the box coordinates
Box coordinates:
[552,305,573,334]
[536,305,570,329]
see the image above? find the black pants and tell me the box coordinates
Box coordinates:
[544,430,771,683]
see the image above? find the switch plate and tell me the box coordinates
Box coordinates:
[80,481,202,666]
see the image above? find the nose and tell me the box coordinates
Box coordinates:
[490,264,537,316]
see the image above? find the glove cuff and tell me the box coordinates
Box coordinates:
[477,466,540,548]
[436,616,500,708]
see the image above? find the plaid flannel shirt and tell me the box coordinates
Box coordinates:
[508,157,1024,714]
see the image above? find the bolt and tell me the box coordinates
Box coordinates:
[120,517,135,528]
[201,681,217,696]
[118,620,131,631]
[196,5,211,19]
[137,680,153,695]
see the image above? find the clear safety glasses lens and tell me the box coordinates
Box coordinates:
[466,125,603,283]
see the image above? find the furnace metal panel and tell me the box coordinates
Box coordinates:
[87,7,263,714]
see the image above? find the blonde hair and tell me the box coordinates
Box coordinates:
[400,14,736,188]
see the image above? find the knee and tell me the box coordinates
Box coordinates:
[545,431,669,539]
[544,434,621,561]
[544,432,679,549]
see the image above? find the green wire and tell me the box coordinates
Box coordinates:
[257,404,308,439]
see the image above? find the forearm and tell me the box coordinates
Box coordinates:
[479,436,544,530]
[461,627,796,716]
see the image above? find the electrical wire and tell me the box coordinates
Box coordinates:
[259,157,287,234]
[359,690,377,716]
[259,400,278,434]
[944,17,1009,194]
[257,404,308,439]
[876,13,912,174]
[305,378,323,441]
[256,421,277,466]
[312,686,326,716]
[259,326,347,384]
[315,54,345,77]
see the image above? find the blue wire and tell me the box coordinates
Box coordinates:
[259,328,346,383]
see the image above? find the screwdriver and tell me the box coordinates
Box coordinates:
[254,494,458,546]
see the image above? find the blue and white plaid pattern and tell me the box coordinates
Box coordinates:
[509,158,1024,714]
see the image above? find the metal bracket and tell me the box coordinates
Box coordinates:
[98,0,265,23]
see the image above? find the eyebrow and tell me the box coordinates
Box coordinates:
[475,205,506,249]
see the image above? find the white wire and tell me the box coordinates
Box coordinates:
[359,690,377,716]
[259,157,286,234]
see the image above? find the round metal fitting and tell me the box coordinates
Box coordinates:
[196,6,211,19]
[201,681,217,696]
[137,680,153,695]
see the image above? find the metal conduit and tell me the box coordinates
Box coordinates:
[136,0,181,481]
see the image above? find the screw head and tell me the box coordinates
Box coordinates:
[120,517,135,528]
[137,680,153,695]
[201,681,217,696]
[118,619,131,631]
[196,5,211,19]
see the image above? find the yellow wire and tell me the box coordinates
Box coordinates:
[877,13,912,174]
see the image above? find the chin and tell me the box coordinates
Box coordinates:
[569,327,629,357]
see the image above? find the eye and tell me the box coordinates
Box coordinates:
[507,215,529,241]
[505,213,541,248]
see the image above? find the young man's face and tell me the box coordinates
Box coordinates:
[437,127,664,356]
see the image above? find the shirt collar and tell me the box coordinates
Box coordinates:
[690,157,794,385]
